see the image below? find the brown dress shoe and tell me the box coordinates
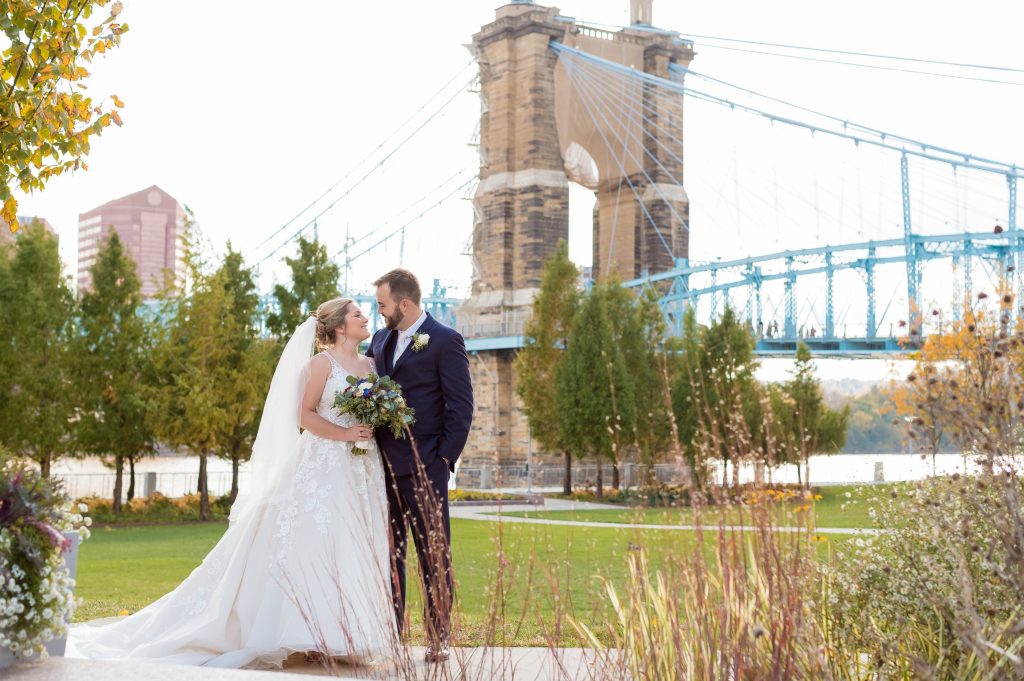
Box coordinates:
[424,642,450,663]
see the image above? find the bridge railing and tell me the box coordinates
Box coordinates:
[456,319,527,340]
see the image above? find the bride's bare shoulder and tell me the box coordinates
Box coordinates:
[307,353,332,375]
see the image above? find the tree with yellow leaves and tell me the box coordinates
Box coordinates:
[1,0,128,230]
[892,290,1024,474]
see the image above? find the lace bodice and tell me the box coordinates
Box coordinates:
[316,352,372,427]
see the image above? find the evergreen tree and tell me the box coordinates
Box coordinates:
[212,246,274,503]
[513,241,579,495]
[0,222,76,477]
[670,306,763,489]
[149,221,238,520]
[622,286,675,475]
[668,308,708,485]
[75,232,155,511]
[555,281,636,499]
[782,342,849,485]
[597,277,642,490]
[266,236,340,339]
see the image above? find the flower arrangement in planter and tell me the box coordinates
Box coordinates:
[0,459,91,664]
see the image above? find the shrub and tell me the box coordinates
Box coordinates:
[76,492,231,525]
[825,471,1024,677]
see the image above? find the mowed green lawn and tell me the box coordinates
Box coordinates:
[76,518,702,645]
[73,486,882,646]
[508,484,898,529]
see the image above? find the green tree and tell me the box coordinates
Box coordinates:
[670,306,763,490]
[0,220,75,476]
[668,309,707,485]
[555,281,636,499]
[622,286,676,475]
[840,386,905,453]
[781,342,849,486]
[513,240,579,495]
[212,245,273,503]
[74,231,154,511]
[265,236,340,339]
[598,276,643,490]
[1,0,128,228]
[149,222,237,520]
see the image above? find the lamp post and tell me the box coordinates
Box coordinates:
[526,426,533,494]
[516,428,534,494]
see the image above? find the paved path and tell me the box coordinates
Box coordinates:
[6,648,607,681]
[451,498,880,536]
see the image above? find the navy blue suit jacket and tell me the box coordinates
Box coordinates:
[366,314,474,478]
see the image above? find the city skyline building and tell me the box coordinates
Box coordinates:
[1,216,57,249]
[77,185,186,297]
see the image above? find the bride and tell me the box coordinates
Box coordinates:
[68,298,397,668]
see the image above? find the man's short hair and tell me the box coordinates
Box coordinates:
[373,268,421,305]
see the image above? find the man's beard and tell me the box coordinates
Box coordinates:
[384,308,405,330]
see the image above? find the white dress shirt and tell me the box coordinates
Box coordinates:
[392,310,428,367]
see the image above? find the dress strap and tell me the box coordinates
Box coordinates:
[321,352,342,372]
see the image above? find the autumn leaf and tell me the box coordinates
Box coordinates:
[3,198,18,230]
[0,0,128,226]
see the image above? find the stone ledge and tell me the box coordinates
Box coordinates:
[3,657,330,681]
[4,647,607,680]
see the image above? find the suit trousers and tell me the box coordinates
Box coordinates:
[384,455,453,643]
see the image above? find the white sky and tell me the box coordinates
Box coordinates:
[12,0,1024,381]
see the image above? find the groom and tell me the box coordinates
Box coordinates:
[366,268,473,663]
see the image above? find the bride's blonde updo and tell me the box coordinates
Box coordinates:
[313,297,356,349]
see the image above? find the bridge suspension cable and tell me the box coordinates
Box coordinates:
[571,20,1024,86]
[672,64,1023,176]
[676,31,1024,75]
[340,176,476,265]
[680,42,1024,88]
[552,41,1023,349]
[552,43,1023,181]
[253,63,476,267]
[333,166,475,261]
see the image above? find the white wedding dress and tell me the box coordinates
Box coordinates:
[68,321,395,668]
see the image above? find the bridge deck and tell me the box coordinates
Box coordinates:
[463,335,914,357]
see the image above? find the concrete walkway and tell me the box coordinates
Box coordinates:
[6,647,607,681]
[451,498,880,535]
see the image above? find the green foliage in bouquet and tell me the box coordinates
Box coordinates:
[333,373,416,454]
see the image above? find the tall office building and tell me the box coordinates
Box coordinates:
[77,186,186,297]
[1,216,57,249]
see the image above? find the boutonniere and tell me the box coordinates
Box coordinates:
[411,332,430,352]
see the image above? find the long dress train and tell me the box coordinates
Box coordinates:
[68,353,394,668]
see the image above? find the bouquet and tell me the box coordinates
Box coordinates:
[333,373,416,456]
[0,459,91,662]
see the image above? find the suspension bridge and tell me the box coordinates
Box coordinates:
[255,5,1020,363]
[247,2,1024,458]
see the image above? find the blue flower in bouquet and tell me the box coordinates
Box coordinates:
[333,373,416,456]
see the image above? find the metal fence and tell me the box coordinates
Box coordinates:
[54,464,689,500]
[55,454,980,501]
[56,471,247,500]
[452,462,688,490]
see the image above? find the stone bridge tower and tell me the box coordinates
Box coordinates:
[459,1,694,466]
